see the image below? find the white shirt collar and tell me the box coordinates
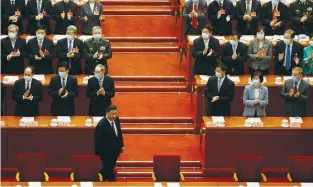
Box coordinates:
[106,116,114,124]
[218,76,225,83]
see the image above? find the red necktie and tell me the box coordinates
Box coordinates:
[192,4,197,29]
[272,5,277,30]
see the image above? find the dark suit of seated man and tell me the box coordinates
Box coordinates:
[12,66,43,116]
[221,32,248,75]
[87,64,115,116]
[48,61,78,116]
[53,0,78,34]
[1,24,27,74]
[281,67,310,117]
[95,105,124,181]
[208,0,235,35]
[56,25,83,75]
[205,63,235,116]
[182,0,207,35]
[274,29,303,75]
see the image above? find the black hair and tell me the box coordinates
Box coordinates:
[106,105,118,112]
[251,71,264,83]
[203,24,213,33]
[36,25,46,32]
[24,66,35,74]
[58,61,69,70]
[216,63,228,72]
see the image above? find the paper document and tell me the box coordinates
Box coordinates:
[212,116,225,122]
[289,117,303,123]
[199,75,210,81]
[188,35,200,42]
[265,36,273,41]
[283,76,292,82]
[309,78,313,82]
[241,35,255,40]
[80,182,93,187]
[0,35,8,40]
[22,117,35,122]
[154,183,163,187]
[93,117,103,123]
[273,35,285,40]
[28,182,41,187]
[246,182,260,187]
[57,116,71,122]
[53,35,67,43]
[33,75,45,81]
[167,183,180,187]
[301,183,313,187]
[214,36,226,41]
[3,76,19,83]
[26,36,36,43]
[248,118,262,122]
[228,76,240,82]
[79,35,93,42]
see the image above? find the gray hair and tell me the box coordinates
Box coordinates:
[66,25,77,33]
[92,26,102,32]
[95,64,105,72]
[8,24,19,32]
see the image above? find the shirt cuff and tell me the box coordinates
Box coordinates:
[30,96,33,101]
[7,55,11,60]
[23,95,25,100]
[195,13,198,17]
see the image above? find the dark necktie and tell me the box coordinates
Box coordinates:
[99,79,102,88]
[38,39,43,50]
[111,122,117,137]
[68,40,72,69]
[218,79,222,92]
[62,78,66,88]
[285,45,291,70]
[26,82,30,91]
[246,0,251,29]
[37,2,41,26]
[294,82,298,93]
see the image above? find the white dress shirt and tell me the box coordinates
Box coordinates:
[203,39,209,48]
[106,116,118,137]
[60,75,68,87]
[246,0,252,13]
[254,88,260,99]
[217,76,225,91]
[23,79,33,100]
[283,42,293,67]
[89,2,95,12]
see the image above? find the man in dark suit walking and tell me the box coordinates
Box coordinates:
[48,61,78,116]
[87,64,115,116]
[12,66,43,116]
[95,105,124,181]
[182,0,207,35]
[27,26,54,74]
[80,0,104,35]
[1,25,27,74]
[192,24,220,75]
[274,29,303,75]
[221,31,248,75]
[205,63,235,116]
[54,0,78,34]
[208,0,235,35]
[26,0,53,34]
[1,0,25,34]
[236,0,261,35]
[56,25,83,75]
[281,67,310,117]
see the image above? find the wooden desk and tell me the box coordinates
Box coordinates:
[192,75,313,127]
[201,116,313,177]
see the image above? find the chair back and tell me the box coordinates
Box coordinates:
[18,153,46,181]
[288,156,313,182]
[72,155,102,181]
[153,155,181,182]
[235,155,263,182]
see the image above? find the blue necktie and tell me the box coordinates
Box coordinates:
[37,3,41,26]
[68,40,72,69]
[285,45,291,71]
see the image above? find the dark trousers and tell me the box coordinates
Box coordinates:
[100,152,120,181]
[249,68,269,75]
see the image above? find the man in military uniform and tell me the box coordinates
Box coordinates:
[289,0,313,35]
[83,26,112,75]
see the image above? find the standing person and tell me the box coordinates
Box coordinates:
[183,0,207,35]
[12,66,43,116]
[236,0,261,35]
[1,0,26,34]
[205,63,235,116]
[87,64,115,116]
[281,67,310,117]
[54,0,78,34]
[84,26,112,75]
[48,62,78,116]
[302,35,313,75]
[80,0,105,35]
[95,105,124,181]
[289,0,313,35]
[192,24,220,75]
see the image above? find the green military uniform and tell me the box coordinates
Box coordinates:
[83,37,112,75]
[289,0,313,35]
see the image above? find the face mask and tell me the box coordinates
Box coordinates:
[94,73,103,80]
[66,34,74,41]
[89,0,95,3]
[292,75,300,82]
[215,71,222,78]
[272,0,279,4]
[59,72,67,78]
[300,0,306,3]
[192,0,199,3]
[93,34,101,41]
[202,33,209,40]
[24,76,32,82]
[64,0,69,3]
[309,41,313,47]
[36,34,44,40]
[283,39,291,45]
[257,33,264,40]
[252,79,260,86]
[8,32,16,39]
[229,39,238,46]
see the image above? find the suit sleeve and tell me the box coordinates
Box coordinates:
[43,41,55,60]
[298,85,310,101]
[192,40,205,57]
[56,40,67,59]
[117,118,124,148]
[19,39,27,58]
[263,43,273,61]
[12,82,23,102]
[211,39,220,58]
[236,2,244,21]
[32,82,43,102]
[262,5,272,27]
[243,87,255,106]
[280,82,293,100]
[259,87,269,106]
[83,41,95,61]
[94,124,104,155]
[86,79,98,98]
[42,2,53,20]
[221,44,232,66]
[27,3,37,20]
[103,42,112,60]
[219,81,235,101]
[237,45,248,62]
[80,6,87,22]
[104,79,115,99]
[198,2,207,19]
[27,41,36,60]
[48,78,60,98]
[67,78,78,98]
[251,2,261,22]
[183,3,191,20]
[204,79,214,100]
[1,40,10,59]
[248,41,257,60]
[72,40,83,60]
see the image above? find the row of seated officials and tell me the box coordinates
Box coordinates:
[184,0,313,35]
[1,0,104,35]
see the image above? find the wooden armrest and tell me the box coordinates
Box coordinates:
[98,173,103,181]
[70,172,74,181]
[233,173,238,182]
[16,172,20,182]
[152,172,156,181]
[44,172,49,182]
[287,173,292,182]
[261,173,267,182]
[179,172,185,181]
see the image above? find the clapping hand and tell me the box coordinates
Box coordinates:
[232,53,237,60]
[278,53,284,61]
[294,92,300,98]
[253,98,260,105]
[289,89,295,97]
[211,96,219,102]
[67,51,75,58]
[93,51,99,59]
[61,90,68,98]
[97,88,105,95]
[61,11,65,19]
[207,49,213,56]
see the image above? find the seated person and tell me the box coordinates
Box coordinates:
[221,31,248,75]
[248,26,272,75]
[183,0,207,35]
[243,71,268,117]
[302,35,313,75]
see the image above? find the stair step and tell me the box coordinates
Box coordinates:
[112,46,179,52]
[104,5,172,15]
[119,117,194,123]
[100,0,171,6]
[112,76,186,82]
[116,160,202,168]
[112,42,178,48]
[117,168,203,178]
[121,123,195,134]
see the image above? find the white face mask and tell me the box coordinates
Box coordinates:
[272,0,279,4]
[252,79,260,86]
[309,41,313,47]
[66,34,74,41]
[229,39,238,46]
[64,0,69,3]
[283,39,291,45]
[192,0,199,3]
[8,32,16,39]
[202,33,209,40]
[257,33,264,40]
[24,76,32,82]
[36,33,44,40]
[300,0,306,3]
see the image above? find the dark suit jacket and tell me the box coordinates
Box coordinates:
[1,36,27,74]
[26,0,52,34]
[289,1,313,35]
[80,2,104,34]
[56,38,83,74]
[281,79,310,117]
[86,76,115,116]
[48,75,78,116]
[192,36,220,75]
[221,41,248,75]
[95,116,124,157]
[12,78,43,116]
[54,1,78,34]
[274,40,303,75]
[208,0,235,35]
[27,36,54,74]
[236,0,261,34]
[205,75,235,116]
[182,0,207,34]
[1,0,26,34]
[262,1,287,35]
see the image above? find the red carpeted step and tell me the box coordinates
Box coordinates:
[103,5,172,15]
[100,0,171,6]
[116,160,201,168]
[120,123,195,134]
[115,81,187,92]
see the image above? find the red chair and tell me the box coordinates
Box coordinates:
[71,155,103,181]
[234,155,267,182]
[152,155,184,182]
[287,156,313,182]
[16,153,49,181]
